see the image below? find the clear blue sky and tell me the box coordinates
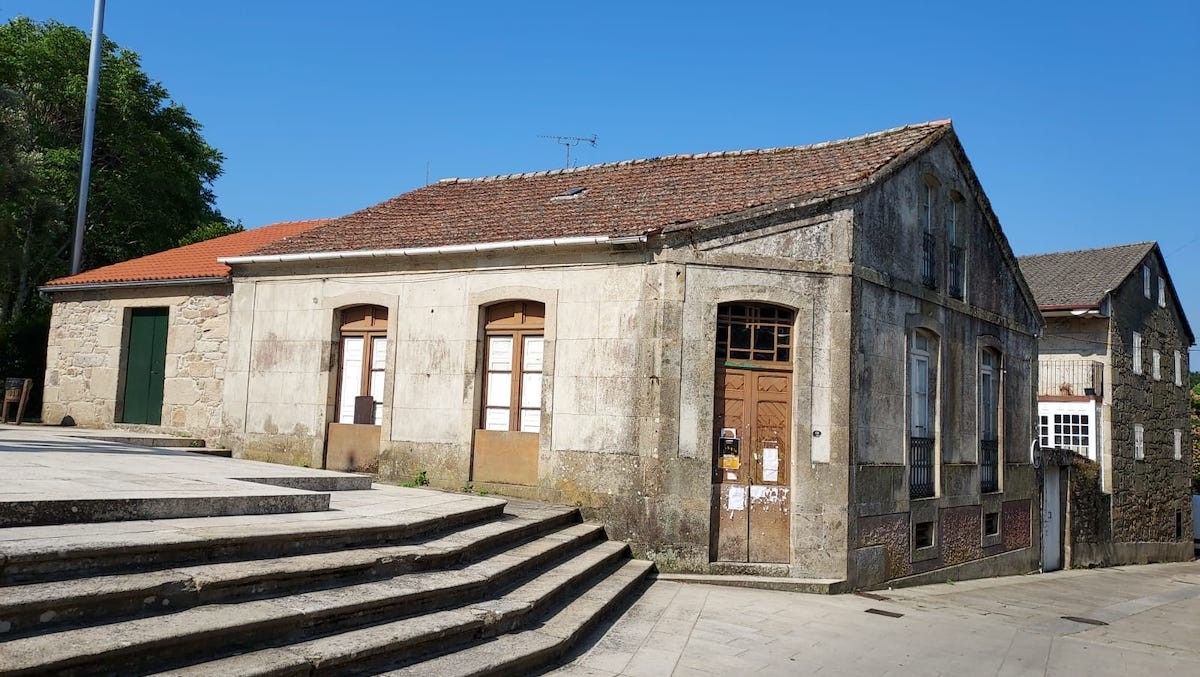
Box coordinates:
[4,1,1199,343]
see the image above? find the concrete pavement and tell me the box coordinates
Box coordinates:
[554,561,1200,676]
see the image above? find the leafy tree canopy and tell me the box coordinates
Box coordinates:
[0,17,231,396]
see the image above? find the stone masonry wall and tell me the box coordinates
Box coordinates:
[43,285,230,443]
[848,136,1042,588]
[1106,251,1192,559]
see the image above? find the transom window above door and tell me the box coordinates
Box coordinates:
[715,303,795,364]
[336,305,388,425]
[481,301,545,434]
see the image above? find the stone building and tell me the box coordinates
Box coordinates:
[1019,242,1195,568]
[44,121,1044,588]
[40,219,326,440]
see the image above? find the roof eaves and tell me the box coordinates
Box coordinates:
[220,234,650,266]
[40,276,229,293]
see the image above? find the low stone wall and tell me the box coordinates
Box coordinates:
[42,286,230,444]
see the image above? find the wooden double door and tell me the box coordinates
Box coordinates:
[711,366,792,563]
[120,308,168,425]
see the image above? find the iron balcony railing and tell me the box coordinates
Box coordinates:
[980,439,999,493]
[910,436,935,499]
[1038,359,1104,398]
[948,244,964,299]
[921,232,938,289]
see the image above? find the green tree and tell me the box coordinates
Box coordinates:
[0,18,228,403]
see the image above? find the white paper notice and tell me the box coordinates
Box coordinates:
[762,446,780,482]
[750,486,769,500]
[727,486,747,511]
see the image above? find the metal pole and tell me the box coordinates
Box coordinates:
[70,0,106,275]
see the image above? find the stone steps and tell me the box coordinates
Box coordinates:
[154,541,638,677]
[382,559,655,677]
[0,508,582,638]
[0,495,507,584]
[0,491,652,676]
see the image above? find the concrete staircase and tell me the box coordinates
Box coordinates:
[0,494,652,676]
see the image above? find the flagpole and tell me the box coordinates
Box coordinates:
[70,0,106,275]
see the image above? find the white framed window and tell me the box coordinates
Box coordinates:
[1176,350,1183,386]
[1132,332,1142,374]
[947,200,957,245]
[979,349,1000,442]
[480,301,545,434]
[909,331,936,439]
[336,305,389,425]
[1158,278,1166,308]
[1143,265,1151,299]
[1152,350,1161,380]
[1134,424,1144,460]
[920,183,934,233]
[1174,429,1183,460]
[1052,413,1090,452]
[1038,402,1099,460]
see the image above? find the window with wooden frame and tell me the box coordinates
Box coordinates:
[336,305,388,425]
[480,301,545,434]
[715,303,795,365]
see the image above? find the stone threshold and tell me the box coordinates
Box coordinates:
[653,572,846,594]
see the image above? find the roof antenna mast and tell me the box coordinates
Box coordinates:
[538,134,597,168]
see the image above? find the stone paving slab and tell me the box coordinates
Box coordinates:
[553,561,1200,676]
[0,425,379,526]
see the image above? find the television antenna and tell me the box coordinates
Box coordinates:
[539,134,597,168]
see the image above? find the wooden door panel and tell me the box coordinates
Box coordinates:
[121,308,168,425]
[748,485,791,563]
[713,370,748,484]
[712,484,750,562]
[747,370,792,563]
[712,366,792,564]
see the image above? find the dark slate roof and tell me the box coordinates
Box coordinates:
[1016,242,1157,309]
[254,120,950,256]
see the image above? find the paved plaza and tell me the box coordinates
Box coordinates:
[556,560,1200,676]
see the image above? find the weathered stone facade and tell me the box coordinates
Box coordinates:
[1026,245,1194,568]
[221,132,1041,588]
[847,137,1042,587]
[42,285,230,442]
[1102,252,1193,561]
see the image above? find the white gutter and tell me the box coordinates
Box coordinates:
[219,234,648,266]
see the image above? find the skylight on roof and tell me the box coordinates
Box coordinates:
[549,187,587,202]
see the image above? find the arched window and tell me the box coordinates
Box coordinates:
[336,305,388,425]
[979,347,1001,493]
[909,329,939,498]
[947,191,965,299]
[481,301,545,433]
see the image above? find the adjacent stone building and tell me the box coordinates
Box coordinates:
[40,220,326,440]
[45,121,1044,589]
[1019,242,1195,568]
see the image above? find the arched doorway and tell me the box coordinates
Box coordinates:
[471,300,545,486]
[326,304,388,471]
[711,302,794,564]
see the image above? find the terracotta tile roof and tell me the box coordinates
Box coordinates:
[1016,242,1157,309]
[254,121,950,257]
[44,219,328,289]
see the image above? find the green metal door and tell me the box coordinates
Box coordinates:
[121,308,168,424]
